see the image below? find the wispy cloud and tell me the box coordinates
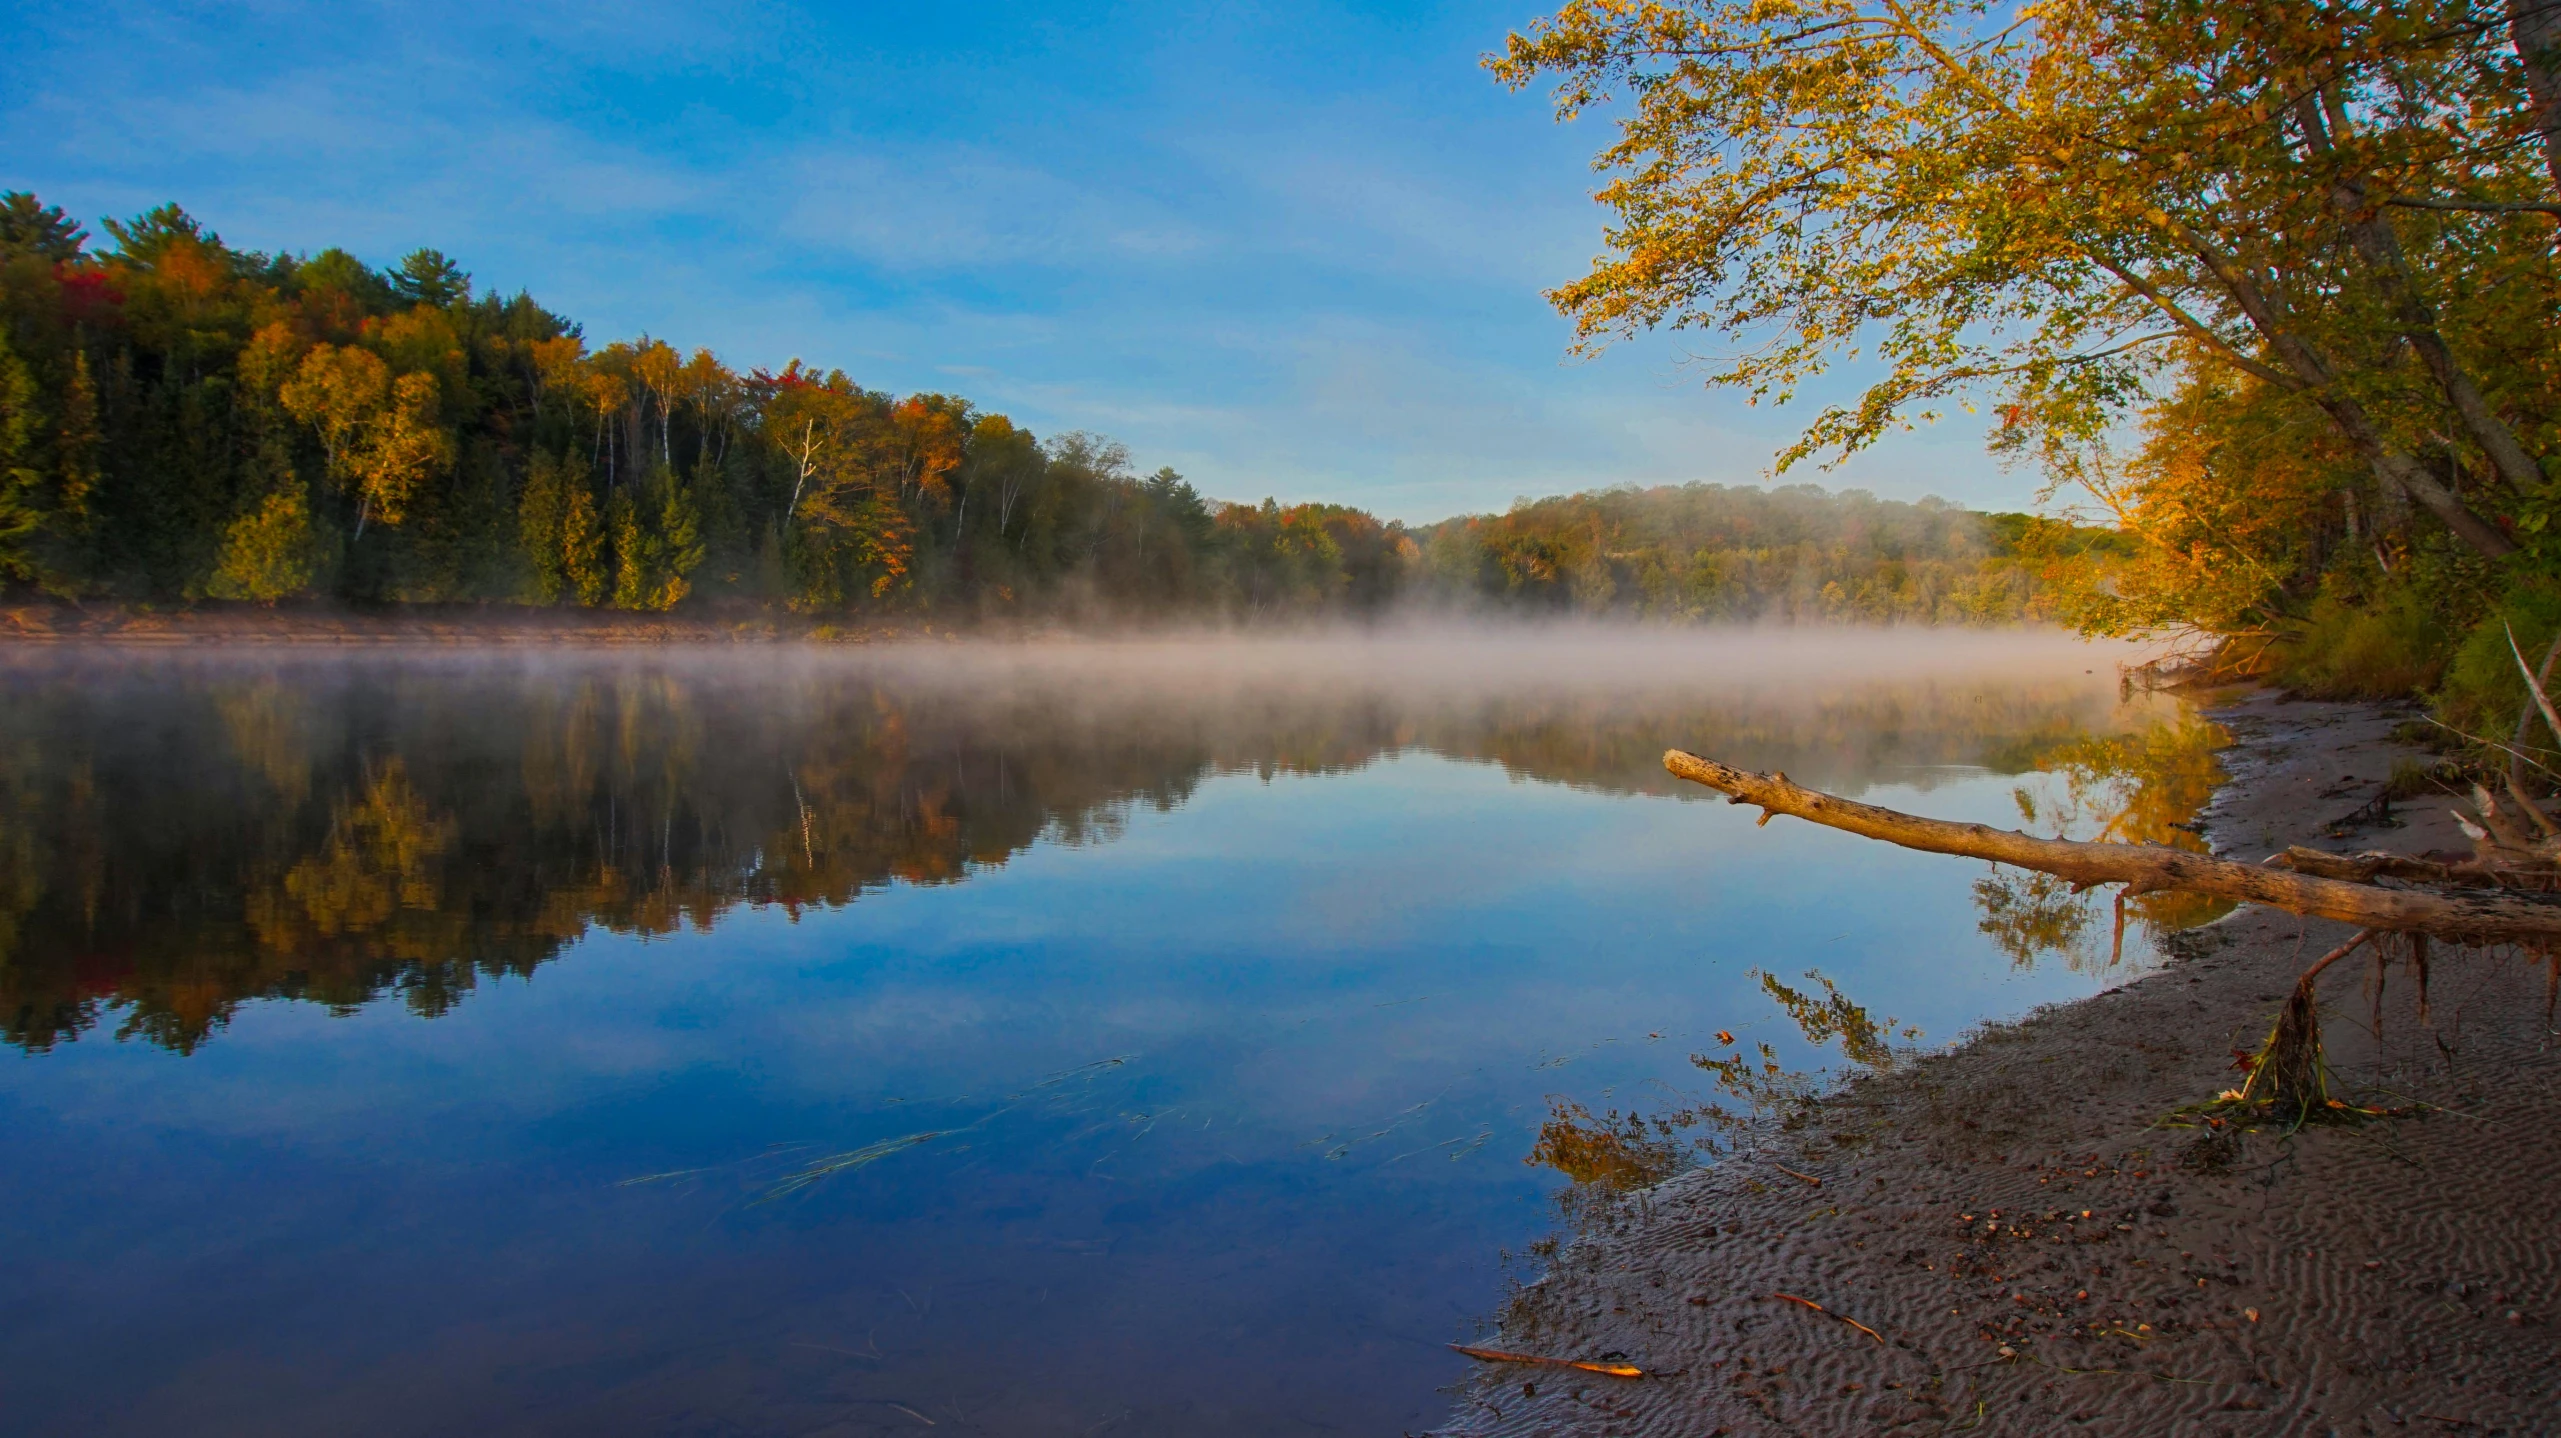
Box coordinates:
[776,146,1214,270]
[0,0,2041,520]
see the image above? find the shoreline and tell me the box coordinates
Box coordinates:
[0,603,934,646]
[0,604,2088,649]
[1439,689,2561,1435]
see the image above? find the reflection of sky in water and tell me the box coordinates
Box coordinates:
[0,646,2199,1436]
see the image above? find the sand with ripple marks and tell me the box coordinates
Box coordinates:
[1439,690,2561,1437]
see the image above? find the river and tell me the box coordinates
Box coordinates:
[0,630,2217,1436]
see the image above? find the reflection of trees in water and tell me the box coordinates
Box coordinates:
[1527,971,1921,1195]
[1529,1102,1700,1193]
[0,663,1214,1052]
[1970,716,2233,971]
[0,657,2175,1053]
[1512,970,1920,1334]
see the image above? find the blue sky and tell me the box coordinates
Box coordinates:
[1,0,2030,521]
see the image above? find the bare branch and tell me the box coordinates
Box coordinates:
[2384,194,2561,216]
[1663,750,2561,941]
[2510,622,2561,747]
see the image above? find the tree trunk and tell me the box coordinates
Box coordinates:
[2513,0,2561,197]
[2303,93,2549,494]
[2159,219,2519,559]
[2341,208,2546,492]
[2368,447,2518,558]
[1661,750,2561,941]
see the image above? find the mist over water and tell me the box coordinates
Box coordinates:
[0,627,2196,1435]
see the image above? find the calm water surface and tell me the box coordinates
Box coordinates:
[0,633,2215,1436]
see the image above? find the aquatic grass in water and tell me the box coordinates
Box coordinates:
[621,1055,1144,1203]
[763,1130,951,1200]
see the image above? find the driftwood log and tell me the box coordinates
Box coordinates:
[1661,750,2561,944]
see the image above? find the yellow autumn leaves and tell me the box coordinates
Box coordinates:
[274,340,448,539]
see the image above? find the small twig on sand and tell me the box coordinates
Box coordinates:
[1771,1161,1824,1187]
[1448,1343,1644,1378]
[2340,1124,2425,1168]
[1942,1396,1990,1431]
[2361,1086,2491,1121]
[1770,1291,1885,1343]
[2030,1357,2210,1384]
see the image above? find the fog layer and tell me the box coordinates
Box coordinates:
[0,626,2157,1051]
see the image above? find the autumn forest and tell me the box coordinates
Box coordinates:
[0,193,2051,628]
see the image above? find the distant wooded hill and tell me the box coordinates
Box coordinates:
[0,194,2083,624]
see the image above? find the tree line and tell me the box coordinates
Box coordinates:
[1492,0,2561,727]
[0,191,2056,625]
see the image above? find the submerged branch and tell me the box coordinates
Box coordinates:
[1661,750,2561,942]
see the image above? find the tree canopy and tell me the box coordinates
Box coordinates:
[1493,0,2561,710]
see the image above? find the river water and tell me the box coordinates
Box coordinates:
[0,631,2217,1436]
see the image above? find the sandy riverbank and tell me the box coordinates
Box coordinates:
[1438,690,2561,1436]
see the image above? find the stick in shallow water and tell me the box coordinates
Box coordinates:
[1770,1291,1886,1343]
[1447,1344,1644,1378]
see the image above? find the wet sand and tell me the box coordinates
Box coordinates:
[1438,690,2561,1436]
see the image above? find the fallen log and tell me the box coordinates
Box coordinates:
[1660,750,2561,943]
[2265,845,2559,890]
